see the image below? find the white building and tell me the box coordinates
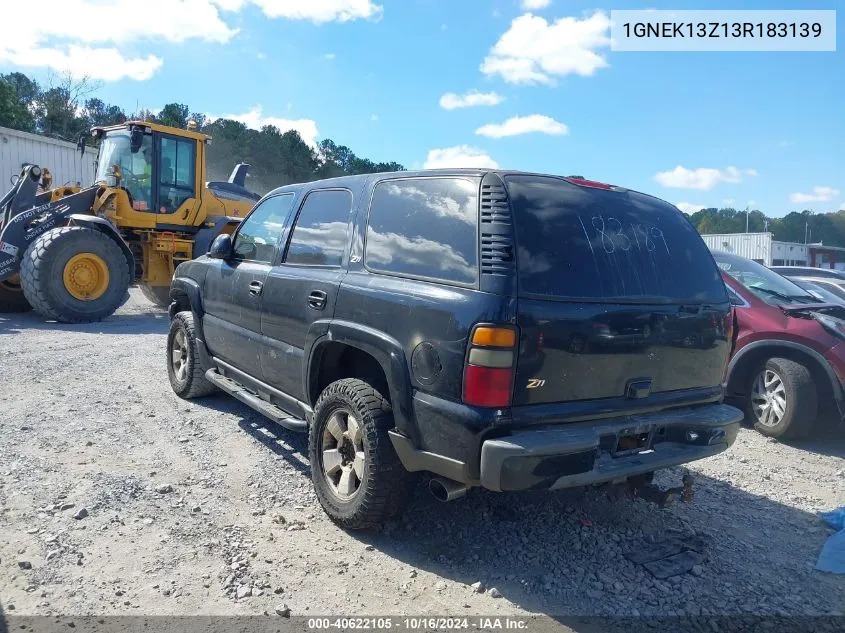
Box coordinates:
[700,232,809,267]
[0,126,97,190]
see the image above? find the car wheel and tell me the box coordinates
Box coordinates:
[748,357,817,439]
[309,378,411,529]
[167,311,217,399]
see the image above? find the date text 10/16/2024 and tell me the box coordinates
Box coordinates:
[307,617,530,630]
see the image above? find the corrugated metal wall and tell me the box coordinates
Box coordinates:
[701,232,774,265]
[0,126,97,190]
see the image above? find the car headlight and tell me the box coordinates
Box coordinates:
[814,313,845,340]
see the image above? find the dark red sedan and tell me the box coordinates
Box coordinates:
[714,251,845,439]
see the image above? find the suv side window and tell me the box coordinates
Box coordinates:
[365,178,478,285]
[232,194,295,263]
[285,189,352,267]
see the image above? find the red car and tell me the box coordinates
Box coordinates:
[714,251,845,439]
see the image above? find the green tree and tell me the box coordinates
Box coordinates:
[156,103,190,129]
[0,79,36,131]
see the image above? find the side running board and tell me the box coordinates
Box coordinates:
[204,369,308,432]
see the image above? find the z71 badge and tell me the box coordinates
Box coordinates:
[526,378,546,389]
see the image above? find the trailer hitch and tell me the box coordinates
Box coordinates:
[628,472,694,508]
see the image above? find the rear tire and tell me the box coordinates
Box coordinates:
[309,378,411,530]
[0,278,32,313]
[20,226,129,323]
[167,311,217,399]
[747,357,816,439]
[140,284,171,309]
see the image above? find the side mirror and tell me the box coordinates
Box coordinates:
[208,234,232,259]
[130,128,144,154]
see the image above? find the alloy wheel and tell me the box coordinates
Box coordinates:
[321,409,366,500]
[171,328,189,381]
[751,369,787,427]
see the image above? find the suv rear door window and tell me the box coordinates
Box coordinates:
[505,175,726,303]
[365,177,478,285]
[285,189,352,267]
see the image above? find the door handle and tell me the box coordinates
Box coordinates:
[248,280,264,296]
[308,290,328,310]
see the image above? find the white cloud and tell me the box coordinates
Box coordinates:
[0,0,382,81]
[675,202,706,215]
[370,114,379,121]
[476,114,568,138]
[789,186,840,204]
[218,0,383,23]
[256,51,267,60]
[0,0,235,81]
[481,11,611,84]
[653,166,758,190]
[323,53,336,60]
[216,106,319,148]
[840,203,845,211]
[722,198,736,206]
[439,90,505,110]
[521,0,552,9]
[424,146,499,169]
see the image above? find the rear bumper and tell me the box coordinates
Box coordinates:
[479,404,742,492]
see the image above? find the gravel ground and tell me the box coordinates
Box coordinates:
[1,290,844,624]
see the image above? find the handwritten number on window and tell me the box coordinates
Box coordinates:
[583,215,669,256]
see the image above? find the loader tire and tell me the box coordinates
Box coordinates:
[20,226,130,323]
[167,311,217,399]
[0,278,32,313]
[140,284,172,309]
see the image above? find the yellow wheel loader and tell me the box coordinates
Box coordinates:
[0,121,259,322]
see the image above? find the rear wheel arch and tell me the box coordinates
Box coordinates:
[309,341,391,406]
[306,323,417,443]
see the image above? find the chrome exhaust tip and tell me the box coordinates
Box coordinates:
[428,477,468,502]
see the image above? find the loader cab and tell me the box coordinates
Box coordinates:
[92,122,204,227]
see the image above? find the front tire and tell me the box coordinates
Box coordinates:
[309,379,411,530]
[748,357,817,439]
[167,311,217,399]
[20,226,129,323]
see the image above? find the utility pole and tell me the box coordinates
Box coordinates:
[745,206,750,233]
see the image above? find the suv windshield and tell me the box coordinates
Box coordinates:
[713,252,818,305]
[505,175,727,303]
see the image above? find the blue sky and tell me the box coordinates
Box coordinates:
[1,0,841,217]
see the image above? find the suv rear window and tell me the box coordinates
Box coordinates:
[506,175,727,303]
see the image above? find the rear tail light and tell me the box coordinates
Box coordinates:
[463,325,517,408]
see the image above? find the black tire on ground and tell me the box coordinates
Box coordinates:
[309,378,412,530]
[747,357,817,439]
[0,279,32,313]
[167,311,217,399]
[140,284,172,309]
[20,226,129,323]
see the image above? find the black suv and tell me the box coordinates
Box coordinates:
[166,169,743,528]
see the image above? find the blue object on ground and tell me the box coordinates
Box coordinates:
[820,507,845,531]
[816,506,845,574]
